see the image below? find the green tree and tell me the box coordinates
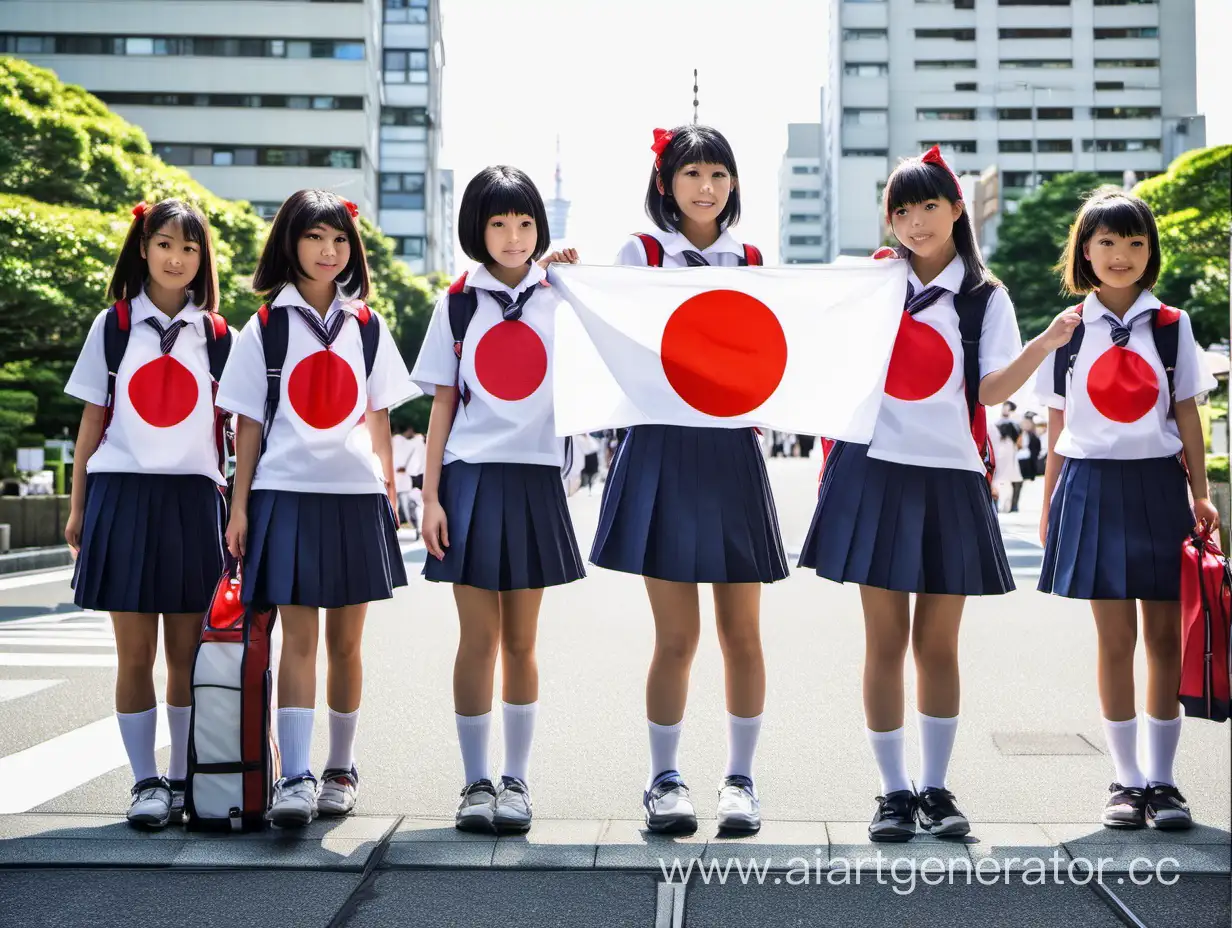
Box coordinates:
[989,172,1104,338]
[1133,145,1231,347]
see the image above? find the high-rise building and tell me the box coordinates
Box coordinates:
[4,0,383,219]
[378,0,448,274]
[545,136,570,244]
[4,0,452,274]
[825,0,1204,256]
[779,121,827,264]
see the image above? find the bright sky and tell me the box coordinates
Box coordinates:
[440,0,1230,270]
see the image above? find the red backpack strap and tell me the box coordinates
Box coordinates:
[355,301,372,325]
[1155,303,1181,327]
[742,244,763,266]
[101,300,132,433]
[1152,304,1181,418]
[635,233,664,268]
[257,303,271,326]
[448,271,470,296]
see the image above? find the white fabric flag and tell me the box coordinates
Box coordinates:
[548,259,907,439]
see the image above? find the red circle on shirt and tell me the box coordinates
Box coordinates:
[473,320,548,401]
[287,349,358,430]
[883,310,954,401]
[1087,346,1159,423]
[128,355,198,427]
[660,289,787,418]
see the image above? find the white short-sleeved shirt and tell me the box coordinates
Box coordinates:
[867,255,1023,474]
[1033,290,1214,460]
[216,284,417,494]
[615,228,752,269]
[411,262,567,467]
[65,291,228,485]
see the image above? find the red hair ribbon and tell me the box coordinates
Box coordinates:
[920,144,963,201]
[651,128,675,170]
[131,201,148,219]
[341,199,360,219]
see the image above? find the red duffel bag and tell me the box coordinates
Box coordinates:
[1179,529,1231,723]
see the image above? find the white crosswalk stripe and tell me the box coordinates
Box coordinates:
[0,609,116,669]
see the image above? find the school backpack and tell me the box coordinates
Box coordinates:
[184,559,280,831]
[1179,528,1232,723]
[635,233,763,268]
[255,301,381,453]
[102,300,233,474]
[1052,303,1181,416]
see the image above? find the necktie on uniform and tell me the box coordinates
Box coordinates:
[679,250,711,267]
[484,286,537,322]
[144,317,190,355]
[904,281,947,316]
[292,305,348,348]
[1105,315,1133,348]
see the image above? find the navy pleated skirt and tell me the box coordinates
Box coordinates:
[1039,455,1193,601]
[73,472,224,614]
[590,425,789,584]
[798,441,1014,596]
[425,461,585,591]
[243,490,407,608]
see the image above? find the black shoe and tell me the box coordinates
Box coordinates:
[869,789,918,842]
[917,787,971,837]
[1145,784,1193,831]
[1102,782,1147,829]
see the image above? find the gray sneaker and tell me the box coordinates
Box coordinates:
[267,774,318,828]
[494,775,533,835]
[455,778,497,833]
[1145,784,1193,831]
[126,776,172,830]
[643,770,698,834]
[716,774,761,835]
[1102,783,1147,829]
[317,767,360,817]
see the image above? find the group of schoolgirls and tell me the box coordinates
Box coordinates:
[68,123,1218,842]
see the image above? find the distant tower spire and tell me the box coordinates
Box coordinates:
[555,135,563,201]
[546,134,570,242]
[692,69,699,124]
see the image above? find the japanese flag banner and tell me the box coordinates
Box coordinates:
[547,259,907,439]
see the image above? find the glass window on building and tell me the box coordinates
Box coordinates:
[381,107,429,126]
[998,139,1033,153]
[386,0,430,23]
[380,173,426,209]
[392,236,426,258]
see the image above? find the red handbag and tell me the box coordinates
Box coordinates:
[1179,529,1231,723]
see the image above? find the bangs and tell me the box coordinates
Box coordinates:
[884,160,958,213]
[290,194,352,235]
[1084,196,1154,240]
[479,179,542,221]
[670,132,736,173]
[148,200,208,244]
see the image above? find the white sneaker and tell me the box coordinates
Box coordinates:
[317,767,359,817]
[643,770,698,834]
[493,776,533,834]
[716,775,762,834]
[455,779,497,833]
[268,774,318,828]
[127,776,172,830]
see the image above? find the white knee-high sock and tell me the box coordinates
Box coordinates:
[1102,716,1146,788]
[277,707,316,779]
[647,719,683,790]
[501,701,538,784]
[866,726,912,795]
[725,713,763,780]
[455,711,492,785]
[117,707,159,784]
[325,708,360,772]
[165,704,192,782]
[1144,713,1182,787]
[917,713,960,791]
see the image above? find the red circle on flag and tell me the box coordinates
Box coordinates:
[128,355,198,427]
[660,289,787,418]
[884,311,954,402]
[288,350,358,430]
[1087,347,1158,423]
[474,320,548,401]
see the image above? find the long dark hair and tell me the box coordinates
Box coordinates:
[1058,186,1161,296]
[252,189,370,299]
[107,199,219,312]
[645,124,742,232]
[457,166,551,264]
[882,155,998,291]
